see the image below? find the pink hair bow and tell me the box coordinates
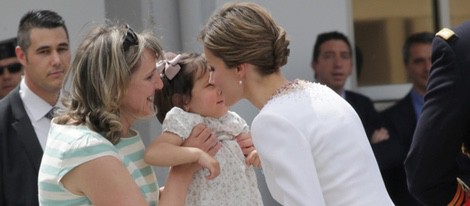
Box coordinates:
[156,54,182,80]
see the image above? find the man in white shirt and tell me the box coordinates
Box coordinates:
[0,10,70,205]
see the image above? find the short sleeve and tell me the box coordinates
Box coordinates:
[162,107,204,140]
[58,133,120,179]
[226,111,250,134]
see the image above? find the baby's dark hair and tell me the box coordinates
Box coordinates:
[155,52,209,123]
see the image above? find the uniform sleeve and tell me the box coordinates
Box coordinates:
[162,107,203,140]
[252,111,325,205]
[405,35,470,205]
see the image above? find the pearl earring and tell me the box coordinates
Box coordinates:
[239,80,243,85]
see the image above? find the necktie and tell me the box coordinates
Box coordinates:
[45,107,56,120]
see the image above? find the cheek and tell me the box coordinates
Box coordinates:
[213,72,223,87]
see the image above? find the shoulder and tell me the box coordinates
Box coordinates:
[0,88,20,112]
[0,89,25,124]
[41,124,119,175]
[165,107,201,121]
[345,91,376,112]
[434,21,470,54]
[345,90,373,103]
[48,124,117,157]
[163,107,203,140]
[382,93,413,115]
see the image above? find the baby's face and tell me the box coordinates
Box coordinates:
[186,70,228,118]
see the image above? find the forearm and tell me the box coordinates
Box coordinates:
[158,164,197,206]
[145,142,204,166]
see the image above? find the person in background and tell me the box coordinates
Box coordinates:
[38,23,221,205]
[145,52,263,206]
[311,31,389,144]
[379,31,433,206]
[0,37,23,99]
[199,2,393,205]
[405,21,470,205]
[0,10,70,205]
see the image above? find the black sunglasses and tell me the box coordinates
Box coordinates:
[122,24,138,52]
[0,63,22,75]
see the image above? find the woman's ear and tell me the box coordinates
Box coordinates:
[236,63,249,78]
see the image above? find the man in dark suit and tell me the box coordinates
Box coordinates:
[0,10,70,205]
[405,21,470,205]
[311,31,389,144]
[380,32,434,206]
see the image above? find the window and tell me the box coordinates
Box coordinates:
[351,0,470,110]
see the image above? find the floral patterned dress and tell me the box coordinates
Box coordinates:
[162,107,263,206]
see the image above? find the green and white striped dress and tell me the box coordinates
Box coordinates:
[38,121,158,205]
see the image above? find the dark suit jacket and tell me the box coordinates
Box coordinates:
[345,90,382,140]
[0,86,42,206]
[380,92,422,206]
[405,21,470,205]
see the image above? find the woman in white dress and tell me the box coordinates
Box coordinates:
[199,2,394,206]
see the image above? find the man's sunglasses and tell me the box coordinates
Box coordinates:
[0,63,22,75]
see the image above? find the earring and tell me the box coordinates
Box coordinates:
[239,80,243,85]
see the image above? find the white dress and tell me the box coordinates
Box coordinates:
[162,107,263,206]
[251,80,394,205]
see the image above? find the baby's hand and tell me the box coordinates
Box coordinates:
[245,150,262,169]
[198,152,220,179]
[236,133,255,157]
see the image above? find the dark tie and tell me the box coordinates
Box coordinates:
[45,107,56,120]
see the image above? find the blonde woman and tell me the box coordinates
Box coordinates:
[38,23,220,206]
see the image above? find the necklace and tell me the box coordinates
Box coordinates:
[266,79,302,104]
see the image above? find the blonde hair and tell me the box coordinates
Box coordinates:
[199,2,290,75]
[58,22,163,144]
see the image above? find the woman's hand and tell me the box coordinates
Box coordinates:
[197,152,220,179]
[181,124,221,173]
[183,123,221,156]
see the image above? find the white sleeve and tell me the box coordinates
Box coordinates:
[162,107,203,140]
[252,111,325,206]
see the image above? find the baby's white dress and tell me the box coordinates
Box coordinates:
[162,107,263,206]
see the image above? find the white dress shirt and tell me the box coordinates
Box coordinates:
[19,79,54,149]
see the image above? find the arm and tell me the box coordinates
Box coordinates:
[405,36,470,205]
[61,156,149,206]
[159,123,222,206]
[144,131,219,179]
[182,123,222,157]
[252,112,324,205]
[159,163,199,206]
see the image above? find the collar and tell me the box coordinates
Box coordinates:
[19,79,54,121]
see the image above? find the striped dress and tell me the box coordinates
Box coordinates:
[38,121,158,205]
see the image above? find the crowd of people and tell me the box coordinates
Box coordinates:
[0,2,469,206]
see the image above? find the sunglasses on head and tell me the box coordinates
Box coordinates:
[0,63,22,75]
[122,24,138,52]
